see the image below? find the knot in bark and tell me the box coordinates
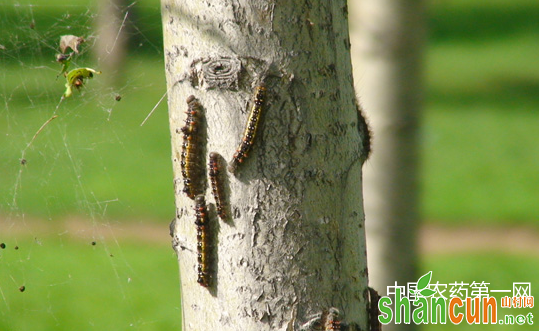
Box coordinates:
[191,57,241,90]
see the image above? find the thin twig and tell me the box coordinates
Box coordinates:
[25,115,58,151]
[140,90,168,126]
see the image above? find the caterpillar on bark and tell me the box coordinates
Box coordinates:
[208,152,227,221]
[194,194,210,287]
[355,97,372,163]
[181,95,201,199]
[228,84,266,173]
[324,308,341,331]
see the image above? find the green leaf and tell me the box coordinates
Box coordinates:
[64,84,73,98]
[56,53,73,79]
[419,288,436,297]
[66,68,100,84]
[416,271,432,291]
[63,68,101,98]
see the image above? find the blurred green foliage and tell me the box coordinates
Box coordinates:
[429,0,539,42]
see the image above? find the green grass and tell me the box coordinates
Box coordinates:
[0,56,174,220]
[0,234,181,331]
[422,2,539,225]
[2,0,539,224]
[423,108,539,224]
[2,233,536,331]
[0,1,170,221]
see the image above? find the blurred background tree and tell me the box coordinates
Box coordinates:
[94,0,131,87]
[350,2,424,331]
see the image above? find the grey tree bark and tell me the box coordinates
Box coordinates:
[350,1,425,330]
[162,1,372,330]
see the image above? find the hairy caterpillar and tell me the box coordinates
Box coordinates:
[355,97,372,163]
[324,308,341,331]
[194,194,210,287]
[181,95,201,199]
[368,287,382,331]
[325,320,341,331]
[228,85,266,173]
[208,152,227,220]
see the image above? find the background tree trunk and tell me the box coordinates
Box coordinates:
[350,1,425,330]
[162,1,372,330]
[94,0,130,87]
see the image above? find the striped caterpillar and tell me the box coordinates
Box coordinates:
[194,194,210,287]
[180,95,201,199]
[208,152,227,221]
[324,308,341,331]
[325,320,341,331]
[355,97,372,163]
[228,84,266,173]
[368,287,381,331]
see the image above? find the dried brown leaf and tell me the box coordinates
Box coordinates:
[59,35,85,54]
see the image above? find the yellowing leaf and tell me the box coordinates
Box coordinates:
[63,68,101,98]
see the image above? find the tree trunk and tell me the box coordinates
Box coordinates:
[162,1,371,330]
[350,1,425,330]
[94,0,130,87]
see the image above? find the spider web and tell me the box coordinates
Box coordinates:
[0,2,180,330]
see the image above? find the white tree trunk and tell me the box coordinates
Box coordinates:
[162,1,371,330]
[350,1,425,330]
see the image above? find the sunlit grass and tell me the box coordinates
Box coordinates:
[422,108,539,225]
[0,234,181,331]
[0,56,173,220]
[2,234,535,331]
[422,30,539,224]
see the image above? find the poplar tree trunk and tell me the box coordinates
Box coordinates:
[161,1,371,330]
[94,0,130,86]
[350,1,425,330]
